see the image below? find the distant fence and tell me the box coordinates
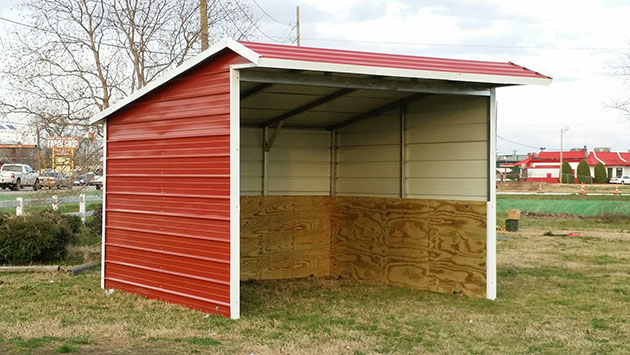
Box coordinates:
[5,194,102,222]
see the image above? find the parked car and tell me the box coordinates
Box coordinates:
[0,164,40,190]
[76,172,96,186]
[39,171,73,189]
[609,176,630,184]
[93,175,103,190]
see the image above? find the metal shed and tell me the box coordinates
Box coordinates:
[90,38,551,319]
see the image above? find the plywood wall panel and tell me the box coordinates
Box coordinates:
[332,196,486,298]
[240,196,331,280]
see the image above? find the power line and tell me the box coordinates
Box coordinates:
[497,135,543,150]
[230,0,283,43]
[251,0,291,26]
[299,37,626,52]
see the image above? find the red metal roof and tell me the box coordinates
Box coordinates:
[241,41,551,80]
[586,151,630,166]
[535,151,586,162]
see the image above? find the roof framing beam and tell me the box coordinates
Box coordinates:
[240,70,493,96]
[259,88,355,128]
[240,83,273,100]
[331,93,431,130]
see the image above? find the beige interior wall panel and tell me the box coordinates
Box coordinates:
[240,127,263,195]
[336,112,401,197]
[267,128,331,195]
[404,95,488,201]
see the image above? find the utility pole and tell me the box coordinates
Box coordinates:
[200,0,209,50]
[296,6,300,46]
[559,126,569,184]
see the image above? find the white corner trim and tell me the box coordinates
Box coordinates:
[256,58,552,86]
[100,121,107,289]
[487,89,497,300]
[89,37,260,125]
[229,67,241,320]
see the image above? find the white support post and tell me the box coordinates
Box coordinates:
[101,120,107,290]
[16,197,23,216]
[229,67,241,319]
[79,193,86,223]
[52,195,58,211]
[486,89,497,300]
[329,129,337,196]
[262,127,268,196]
[400,104,407,198]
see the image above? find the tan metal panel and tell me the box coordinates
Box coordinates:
[240,127,263,195]
[336,145,400,162]
[335,177,400,195]
[406,141,487,161]
[266,177,330,194]
[406,123,487,144]
[406,178,487,197]
[336,162,399,178]
[268,162,330,177]
[407,160,486,178]
[407,95,488,124]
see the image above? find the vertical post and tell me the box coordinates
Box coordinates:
[296,6,300,46]
[16,197,23,216]
[79,193,86,224]
[486,89,497,300]
[329,129,337,196]
[52,195,58,211]
[559,129,563,184]
[400,104,406,198]
[229,68,241,319]
[262,127,268,196]
[200,0,209,50]
[101,120,107,290]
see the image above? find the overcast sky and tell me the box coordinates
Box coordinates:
[1,0,629,155]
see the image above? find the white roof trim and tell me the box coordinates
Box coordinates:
[256,57,552,86]
[618,152,628,163]
[592,151,605,165]
[89,38,259,125]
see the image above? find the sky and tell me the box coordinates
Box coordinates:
[1,0,630,155]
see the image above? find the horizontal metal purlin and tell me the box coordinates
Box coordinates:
[332,93,431,130]
[240,83,273,100]
[259,88,356,128]
[240,70,493,96]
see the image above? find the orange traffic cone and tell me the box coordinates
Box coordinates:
[616,185,619,195]
[580,183,585,195]
[538,183,543,193]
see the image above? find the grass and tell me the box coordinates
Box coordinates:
[1,221,629,354]
[497,195,630,217]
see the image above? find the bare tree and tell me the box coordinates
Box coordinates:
[610,48,630,119]
[0,0,257,172]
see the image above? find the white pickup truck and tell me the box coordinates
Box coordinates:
[0,164,40,190]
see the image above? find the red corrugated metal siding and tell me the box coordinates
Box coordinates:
[105,50,247,318]
[241,41,551,79]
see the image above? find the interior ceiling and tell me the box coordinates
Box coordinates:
[239,68,496,130]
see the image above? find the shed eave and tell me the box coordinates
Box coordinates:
[89,37,259,125]
[256,57,552,86]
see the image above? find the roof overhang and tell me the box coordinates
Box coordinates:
[90,37,551,125]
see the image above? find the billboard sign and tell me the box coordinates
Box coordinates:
[46,136,80,149]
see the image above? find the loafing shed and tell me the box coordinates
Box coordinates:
[90,38,551,319]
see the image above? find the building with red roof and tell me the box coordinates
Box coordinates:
[585,151,630,178]
[501,150,587,183]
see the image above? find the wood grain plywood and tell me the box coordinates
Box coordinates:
[240,196,331,280]
[332,196,486,298]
